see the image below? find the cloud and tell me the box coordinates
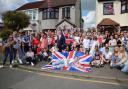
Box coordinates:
[0,0,29,22]
[81,0,96,11]
[0,0,41,22]
[82,11,96,28]
[0,0,28,13]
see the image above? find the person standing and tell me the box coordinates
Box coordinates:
[57,30,66,52]
[90,37,99,56]
[83,36,90,54]
[21,32,30,53]
[109,35,117,52]
[0,35,14,68]
[40,33,48,51]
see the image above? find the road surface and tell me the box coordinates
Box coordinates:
[0,68,128,89]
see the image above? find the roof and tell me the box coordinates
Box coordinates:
[16,1,44,10]
[40,0,77,9]
[97,0,117,2]
[98,18,120,26]
[56,19,77,27]
[16,0,77,10]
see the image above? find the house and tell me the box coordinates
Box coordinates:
[96,0,128,32]
[16,0,82,32]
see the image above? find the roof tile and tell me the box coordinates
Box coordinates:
[16,0,77,10]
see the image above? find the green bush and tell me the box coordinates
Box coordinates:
[0,27,13,40]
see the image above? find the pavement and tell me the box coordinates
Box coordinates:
[0,68,128,89]
[17,61,128,82]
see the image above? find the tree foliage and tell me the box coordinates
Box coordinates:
[0,27,13,40]
[2,11,29,31]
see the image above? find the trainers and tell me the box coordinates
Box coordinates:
[0,65,4,68]
[9,65,13,68]
[12,60,14,64]
[31,62,34,66]
[18,58,23,64]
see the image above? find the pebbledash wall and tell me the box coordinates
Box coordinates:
[96,0,128,28]
[16,0,82,32]
[39,6,76,30]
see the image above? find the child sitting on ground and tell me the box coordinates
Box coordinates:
[91,46,103,68]
[24,48,35,66]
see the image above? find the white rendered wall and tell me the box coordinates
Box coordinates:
[96,1,128,26]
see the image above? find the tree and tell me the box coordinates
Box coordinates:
[0,27,13,40]
[2,11,29,31]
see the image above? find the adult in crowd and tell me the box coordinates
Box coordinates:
[57,30,66,52]
[116,46,128,68]
[110,46,120,68]
[21,32,30,53]
[121,59,128,73]
[40,33,48,51]
[83,35,90,54]
[109,35,117,52]
[90,37,99,56]
[0,35,14,68]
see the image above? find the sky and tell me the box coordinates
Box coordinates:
[81,0,96,29]
[0,0,96,28]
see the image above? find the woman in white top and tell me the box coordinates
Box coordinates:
[83,36,90,54]
[109,35,117,52]
[74,33,80,43]
[90,37,99,56]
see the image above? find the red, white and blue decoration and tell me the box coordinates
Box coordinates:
[42,51,93,72]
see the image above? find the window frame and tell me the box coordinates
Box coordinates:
[62,7,70,19]
[121,0,128,14]
[42,8,59,20]
[27,9,37,20]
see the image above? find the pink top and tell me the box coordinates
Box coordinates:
[40,37,48,49]
[98,36,103,44]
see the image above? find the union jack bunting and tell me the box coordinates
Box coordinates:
[42,51,93,72]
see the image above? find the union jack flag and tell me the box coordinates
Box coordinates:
[42,51,93,72]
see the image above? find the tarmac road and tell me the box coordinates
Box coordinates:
[0,68,128,89]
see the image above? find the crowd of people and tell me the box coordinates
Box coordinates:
[0,29,128,73]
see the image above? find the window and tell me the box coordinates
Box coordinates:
[121,0,128,13]
[103,2,114,15]
[62,7,70,19]
[127,2,128,10]
[42,8,59,20]
[55,9,59,19]
[33,10,37,20]
[27,10,37,20]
